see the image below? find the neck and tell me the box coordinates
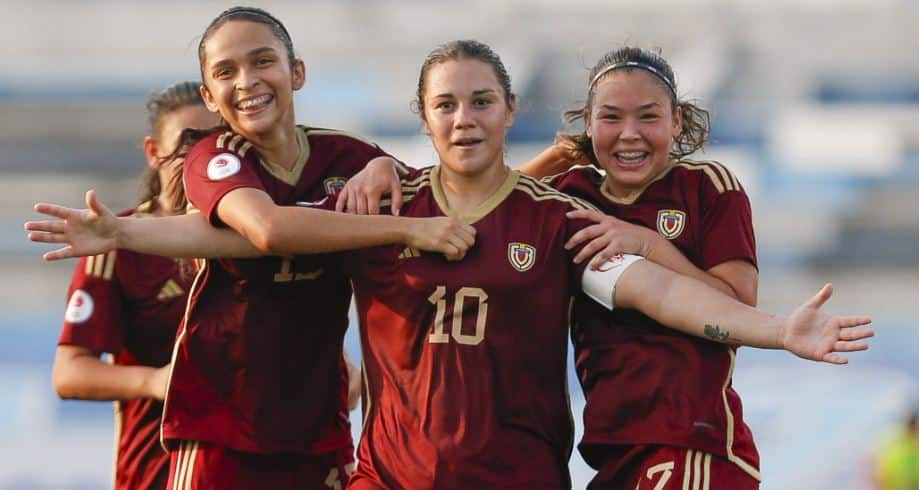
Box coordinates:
[438,159,509,216]
[244,114,300,170]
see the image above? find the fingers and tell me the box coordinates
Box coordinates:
[565,224,604,251]
[335,187,348,212]
[32,203,75,220]
[572,234,612,265]
[807,283,834,309]
[833,340,869,352]
[839,323,874,341]
[24,220,68,234]
[43,246,76,261]
[821,353,848,365]
[27,230,68,244]
[390,181,403,217]
[838,316,873,330]
[356,193,369,215]
[346,187,359,215]
[566,209,606,223]
[456,224,476,248]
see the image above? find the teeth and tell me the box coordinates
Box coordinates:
[237,95,271,110]
[616,151,647,163]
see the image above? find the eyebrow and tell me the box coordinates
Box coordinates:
[209,47,278,70]
[430,88,497,99]
[598,102,663,111]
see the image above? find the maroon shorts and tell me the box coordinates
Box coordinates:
[166,440,354,490]
[588,445,759,490]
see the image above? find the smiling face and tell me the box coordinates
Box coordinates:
[198,20,304,140]
[421,58,515,180]
[587,69,682,198]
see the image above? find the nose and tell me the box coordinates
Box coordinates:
[620,117,640,140]
[453,103,475,129]
[235,67,259,91]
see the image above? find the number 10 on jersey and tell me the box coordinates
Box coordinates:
[427,286,488,346]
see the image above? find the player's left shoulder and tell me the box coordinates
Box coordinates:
[672,159,744,195]
[515,172,600,213]
[301,125,380,151]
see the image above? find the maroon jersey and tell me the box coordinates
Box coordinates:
[545,162,760,479]
[58,202,193,490]
[164,126,386,454]
[338,166,598,489]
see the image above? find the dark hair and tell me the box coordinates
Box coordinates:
[140,81,206,214]
[159,7,293,211]
[413,40,515,118]
[197,6,296,81]
[557,47,710,165]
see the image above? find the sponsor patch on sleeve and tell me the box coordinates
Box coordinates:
[64,289,94,324]
[206,153,242,181]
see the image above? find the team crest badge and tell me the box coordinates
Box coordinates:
[507,242,536,272]
[206,153,241,181]
[657,210,686,239]
[323,177,347,195]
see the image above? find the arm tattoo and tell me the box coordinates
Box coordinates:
[704,324,731,343]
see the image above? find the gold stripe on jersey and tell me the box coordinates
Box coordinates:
[227,134,243,154]
[693,450,703,490]
[238,141,253,158]
[157,279,186,301]
[258,129,310,186]
[160,259,208,452]
[378,167,434,208]
[215,131,232,150]
[102,251,116,280]
[702,453,711,490]
[682,450,693,490]
[398,246,422,259]
[305,127,380,149]
[93,253,105,277]
[360,356,372,429]
[684,159,742,192]
[674,160,743,194]
[85,252,116,279]
[721,348,762,481]
[515,174,601,213]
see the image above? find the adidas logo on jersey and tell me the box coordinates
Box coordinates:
[399,247,422,259]
[157,279,185,301]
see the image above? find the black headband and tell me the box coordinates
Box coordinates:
[589,61,676,96]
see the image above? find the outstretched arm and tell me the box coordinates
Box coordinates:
[27,189,476,261]
[52,345,168,401]
[583,256,873,364]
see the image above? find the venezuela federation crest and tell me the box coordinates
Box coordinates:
[323,176,348,195]
[507,242,536,272]
[656,209,686,239]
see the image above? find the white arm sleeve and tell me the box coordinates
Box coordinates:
[580,254,645,311]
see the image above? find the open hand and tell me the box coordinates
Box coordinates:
[25,190,119,260]
[781,284,874,364]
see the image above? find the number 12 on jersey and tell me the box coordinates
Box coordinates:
[427,286,488,346]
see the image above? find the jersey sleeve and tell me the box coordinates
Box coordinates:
[57,252,125,354]
[183,135,266,227]
[700,186,757,271]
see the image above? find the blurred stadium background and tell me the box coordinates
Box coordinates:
[2,1,917,488]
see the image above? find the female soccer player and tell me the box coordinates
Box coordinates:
[51,81,217,490]
[524,47,767,489]
[29,40,872,489]
[47,7,473,490]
